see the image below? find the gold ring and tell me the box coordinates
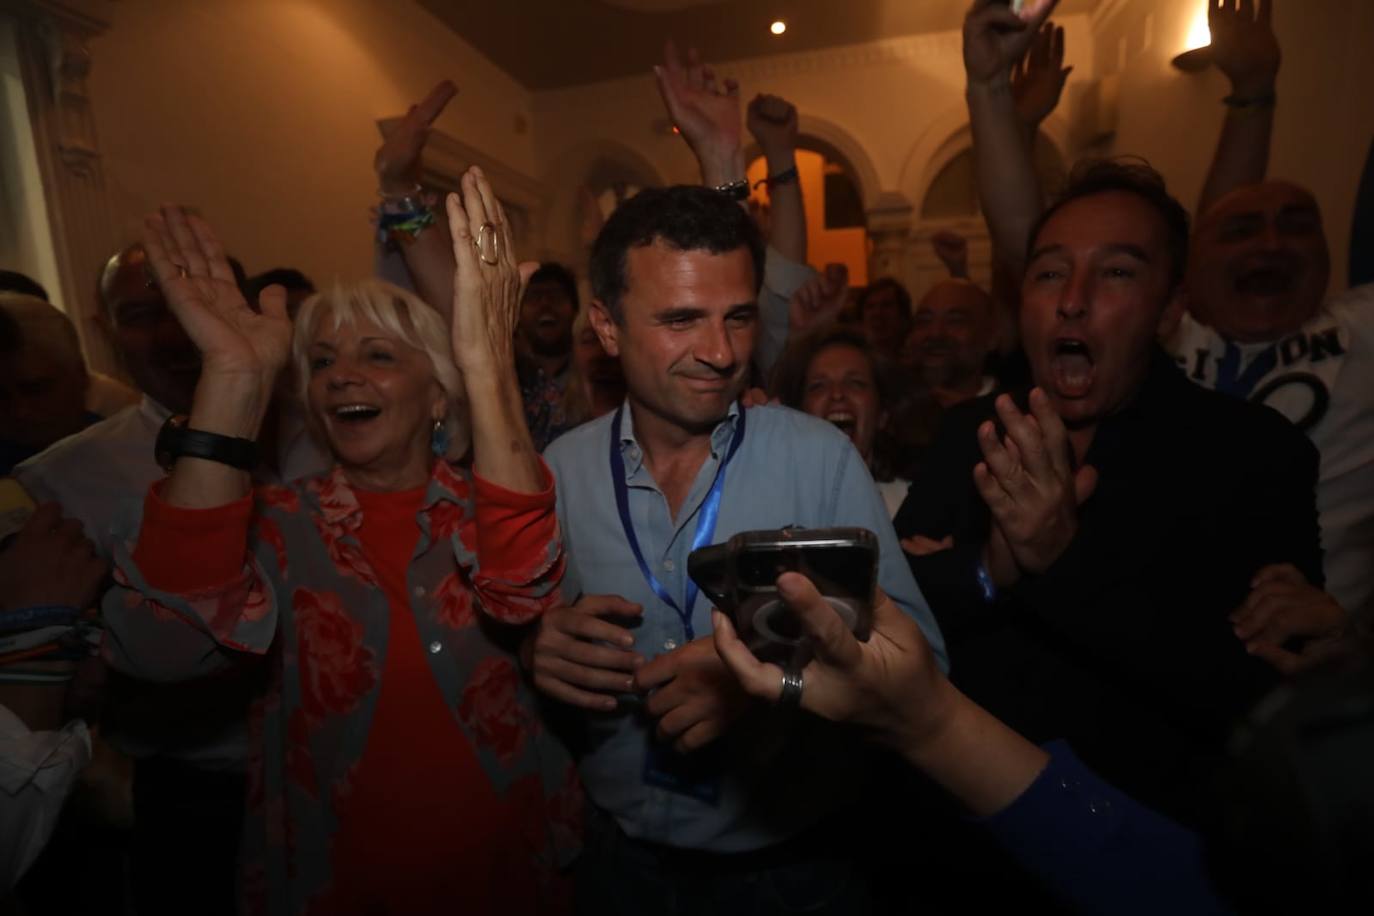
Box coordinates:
[474,222,499,266]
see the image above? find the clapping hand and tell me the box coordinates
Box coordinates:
[374,80,457,195]
[963,0,1060,88]
[654,40,743,171]
[974,390,1097,584]
[1209,0,1280,97]
[1011,20,1072,128]
[142,205,290,399]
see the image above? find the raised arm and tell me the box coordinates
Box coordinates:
[964,0,1060,273]
[1196,0,1281,215]
[654,40,746,198]
[143,207,290,509]
[747,93,806,263]
[1010,21,1073,150]
[374,80,460,317]
[445,167,544,494]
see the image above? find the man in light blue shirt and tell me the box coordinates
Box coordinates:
[533,184,946,914]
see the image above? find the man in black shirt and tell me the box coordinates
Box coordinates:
[895,160,1322,830]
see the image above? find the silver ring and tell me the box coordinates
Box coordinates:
[778,666,804,708]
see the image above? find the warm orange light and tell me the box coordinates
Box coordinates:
[770,20,786,36]
[1185,5,1211,51]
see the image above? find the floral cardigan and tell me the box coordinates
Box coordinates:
[101,459,581,915]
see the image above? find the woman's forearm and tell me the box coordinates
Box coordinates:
[162,371,270,509]
[464,363,544,494]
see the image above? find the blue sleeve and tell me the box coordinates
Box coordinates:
[827,439,949,673]
[755,247,815,377]
[980,741,1233,916]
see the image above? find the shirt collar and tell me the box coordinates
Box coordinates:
[615,399,742,479]
[307,459,470,531]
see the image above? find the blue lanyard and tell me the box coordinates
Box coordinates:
[610,405,746,641]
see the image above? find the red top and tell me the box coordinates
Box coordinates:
[135,483,545,915]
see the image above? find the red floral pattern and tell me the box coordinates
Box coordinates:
[434,571,477,629]
[293,588,377,726]
[458,656,531,765]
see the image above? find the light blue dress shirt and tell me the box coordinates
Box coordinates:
[544,401,947,853]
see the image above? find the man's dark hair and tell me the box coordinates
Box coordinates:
[590,185,765,322]
[0,270,49,302]
[856,277,912,320]
[1028,158,1192,291]
[247,267,315,303]
[527,262,580,312]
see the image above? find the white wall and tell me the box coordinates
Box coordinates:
[89,0,536,290]
[1092,0,1374,288]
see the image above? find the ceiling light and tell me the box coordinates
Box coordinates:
[770,20,786,36]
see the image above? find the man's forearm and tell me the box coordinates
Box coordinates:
[762,150,806,263]
[968,80,1045,273]
[399,218,458,322]
[1197,99,1275,216]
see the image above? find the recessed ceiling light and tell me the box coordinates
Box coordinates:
[770,20,786,36]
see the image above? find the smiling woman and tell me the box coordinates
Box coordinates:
[100,168,579,915]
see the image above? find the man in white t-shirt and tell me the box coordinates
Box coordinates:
[1168,180,1374,624]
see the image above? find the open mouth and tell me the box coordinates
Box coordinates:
[825,410,858,435]
[1049,338,1094,398]
[332,403,382,424]
[1234,265,1296,298]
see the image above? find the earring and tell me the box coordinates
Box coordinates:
[430,417,451,457]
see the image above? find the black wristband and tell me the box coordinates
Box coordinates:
[1222,91,1276,109]
[155,415,259,472]
[755,165,799,190]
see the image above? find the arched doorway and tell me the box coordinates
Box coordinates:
[745,140,870,286]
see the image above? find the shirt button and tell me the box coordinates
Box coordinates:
[429,640,443,654]
[413,585,426,598]
[1088,798,1112,815]
[662,559,675,572]
[1059,777,1078,791]
[663,638,678,651]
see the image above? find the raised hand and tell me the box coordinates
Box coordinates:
[973,389,1096,582]
[635,633,750,753]
[931,231,971,278]
[1232,563,1350,675]
[445,166,536,374]
[963,0,1059,87]
[1011,21,1072,128]
[1209,0,1280,96]
[788,269,848,336]
[746,93,798,164]
[142,205,290,386]
[374,80,457,195]
[654,40,742,171]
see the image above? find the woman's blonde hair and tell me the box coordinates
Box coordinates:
[292,278,470,457]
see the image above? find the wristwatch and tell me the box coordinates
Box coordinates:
[155,414,259,472]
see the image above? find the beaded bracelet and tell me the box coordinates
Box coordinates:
[712,179,750,201]
[974,560,998,605]
[755,165,799,190]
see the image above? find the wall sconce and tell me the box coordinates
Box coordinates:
[1171,3,1213,72]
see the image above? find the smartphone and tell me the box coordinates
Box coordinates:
[689,527,878,666]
